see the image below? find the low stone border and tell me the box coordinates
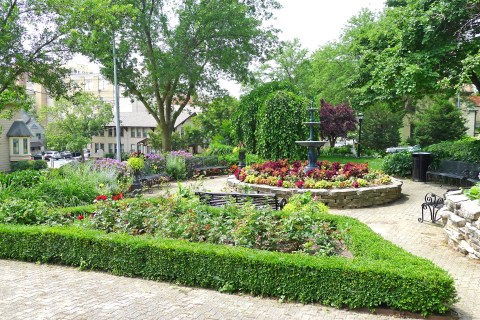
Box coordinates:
[227,176,403,209]
[440,190,480,260]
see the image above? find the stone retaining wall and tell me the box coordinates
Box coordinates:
[440,190,480,260]
[227,176,403,209]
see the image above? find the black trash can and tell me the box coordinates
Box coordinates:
[412,152,432,182]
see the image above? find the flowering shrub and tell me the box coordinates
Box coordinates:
[84,193,350,256]
[170,150,193,158]
[144,153,165,174]
[93,158,128,179]
[233,159,391,189]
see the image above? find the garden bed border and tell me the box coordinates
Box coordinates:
[227,176,403,208]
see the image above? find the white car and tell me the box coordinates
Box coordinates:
[44,150,61,160]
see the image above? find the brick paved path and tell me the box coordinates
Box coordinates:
[1,178,478,319]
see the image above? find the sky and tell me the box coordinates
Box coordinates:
[222,0,386,96]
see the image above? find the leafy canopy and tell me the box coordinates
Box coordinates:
[39,92,113,155]
[61,0,279,151]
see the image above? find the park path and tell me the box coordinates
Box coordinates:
[1,177,479,319]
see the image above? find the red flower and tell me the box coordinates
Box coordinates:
[353,181,359,188]
[96,195,107,201]
[295,180,304,188]
[276,179,283,187]
[112,193,123,201]
[77,215,84,220]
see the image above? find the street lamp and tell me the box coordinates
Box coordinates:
[357,112,364,158]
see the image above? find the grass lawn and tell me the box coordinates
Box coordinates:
[318,155,384,171]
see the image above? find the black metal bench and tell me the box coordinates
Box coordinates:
[186,156,228,178]
[426,160,480,187]
[195,191,287,210]
[139,174,171,193]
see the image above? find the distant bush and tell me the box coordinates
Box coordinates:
[11,160,47,172]
[381,152,412,177]
[425,138,480,164]
[322,146,353,156]
[166,156,186,180]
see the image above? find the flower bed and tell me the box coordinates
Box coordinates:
[233,159,392,189]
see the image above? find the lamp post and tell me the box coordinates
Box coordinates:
[357,112,363,158]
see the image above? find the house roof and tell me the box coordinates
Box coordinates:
[106,108,199,129]
[6,121,32,137]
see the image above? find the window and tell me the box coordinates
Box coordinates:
[13,138,19,155]
[108,143,114,154]
[108,128,114,137]
[23,138,28,154]
[100,143,105,151]
[95,143,99,152]
[131,127,136,138]
[131,144,135,152]
[120,128,124,137]
[85,79,93,90]
[36,133,42,140]
[143,128,148,138]
[121,144,124,153]
[137,144,142,152]
[136,128,141,138]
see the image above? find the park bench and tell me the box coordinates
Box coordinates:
[426,160,480,187]
[195,191,287,210]
[185,156,228,178]
[139,173,171,193]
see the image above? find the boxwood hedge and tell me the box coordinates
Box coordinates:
[0,212,456,316]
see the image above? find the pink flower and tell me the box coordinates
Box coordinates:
[295,180,304,188]
[77,215,84,220]
[353,181,359,188]
[276,180,284,187]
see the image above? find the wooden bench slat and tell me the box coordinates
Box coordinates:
[195,191,286,210]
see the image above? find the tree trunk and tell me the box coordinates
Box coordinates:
[471,72,480,93]
[161,125,173,152]
[329,137,336,148]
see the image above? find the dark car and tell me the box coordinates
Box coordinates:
[31,153,43,160]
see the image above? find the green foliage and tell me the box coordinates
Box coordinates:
[0,0,70,113]
[256,91,307,160]
[0,214,456,315]
[0,198,73,226]
[322,146,353,156]
[381,152,413,177]
[127,157,145,173]
[234,81,299,153]
[205,142,234,156]
[464,183,480,200]
[62,0,279,151]
[414,99,467,147]
[40,92,113,155]
[195,96,238,145]
[166,156,187,180]
[424,138,480,164]
[0,161,129,207]
[10,160,48,172]
[362,104,404,152]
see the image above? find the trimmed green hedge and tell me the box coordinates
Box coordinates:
[0,213,456,316]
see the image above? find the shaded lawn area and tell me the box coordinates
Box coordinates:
[318,155,384,171]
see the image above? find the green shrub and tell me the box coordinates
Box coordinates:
[32,160,48,170]
[166,156,186,180]
[11,160,34,171]
[425,138,480,164]
[322,146,353,156]
[0,199,73,226]
[205,142,234,156]
[0,218,456,316]
[381,152,412,177]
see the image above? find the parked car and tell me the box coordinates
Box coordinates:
[31,153,43,160]
[60,151,72,159]
[44,150,61,160]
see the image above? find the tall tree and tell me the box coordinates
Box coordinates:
[253,38,309,85]
[61,0,279,151]
[319,99,357,148]
[40,92,113,157]
[0,0,70,113]
[362,103,404,152]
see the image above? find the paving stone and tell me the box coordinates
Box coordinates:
[0,178,479,319]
